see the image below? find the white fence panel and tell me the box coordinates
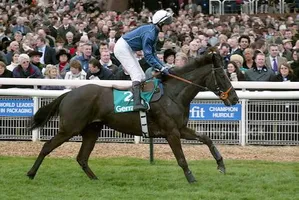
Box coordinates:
[0,79,298,146]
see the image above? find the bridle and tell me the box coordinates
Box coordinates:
[168,65,232,101]
[210,67,232,100]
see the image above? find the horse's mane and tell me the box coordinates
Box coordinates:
[172,52,214,75]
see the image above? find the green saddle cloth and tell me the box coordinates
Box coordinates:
[113,79,160,113]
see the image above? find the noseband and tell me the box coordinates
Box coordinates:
[211,67,232,100]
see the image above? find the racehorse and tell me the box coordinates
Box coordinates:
[27,51,239,183]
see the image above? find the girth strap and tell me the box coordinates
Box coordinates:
[139,111,149,138]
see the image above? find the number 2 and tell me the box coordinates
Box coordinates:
[124,91,133,102]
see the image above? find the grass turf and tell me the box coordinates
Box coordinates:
[0,157,298,200]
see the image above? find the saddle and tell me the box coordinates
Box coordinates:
[112,79,163,103]
[141,80,163,102]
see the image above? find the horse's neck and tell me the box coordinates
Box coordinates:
[166,74,203,107]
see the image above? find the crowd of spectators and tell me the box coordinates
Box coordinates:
[0,0,299,90]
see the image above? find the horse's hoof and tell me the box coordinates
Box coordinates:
[217,166,226,174]
[188,179,197,184]
[185,171,197,183]
[27,173,35,180]
[88,175,98,180]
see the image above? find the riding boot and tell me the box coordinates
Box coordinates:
[132,81,147,112]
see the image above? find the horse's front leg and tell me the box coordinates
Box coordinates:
[166,131,196,183]
[180,127,226,174]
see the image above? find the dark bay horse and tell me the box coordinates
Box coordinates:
[27,52,239,183]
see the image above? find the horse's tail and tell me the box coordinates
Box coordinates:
[28,92,69,131]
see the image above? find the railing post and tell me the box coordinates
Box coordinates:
[134,136,141,144]
[32,97,39,142]
[240,98,246,146]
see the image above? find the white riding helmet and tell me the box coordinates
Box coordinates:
[152,10,173,25]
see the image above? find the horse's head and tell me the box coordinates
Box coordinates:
[205,50,239,106]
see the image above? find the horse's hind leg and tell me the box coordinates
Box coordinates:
[180,127,226,174]
[27,132,73,179]
[166,131,197,183]
[76,123,102,180]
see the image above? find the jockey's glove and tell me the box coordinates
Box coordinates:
[160,66,172,76]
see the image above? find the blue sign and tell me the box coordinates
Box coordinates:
[0,100,34,117]
[189,103,241,120]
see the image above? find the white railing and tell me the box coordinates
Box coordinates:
[1,78,299,89]
[0,79,298,146]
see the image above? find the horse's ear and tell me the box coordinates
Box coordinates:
[210,50,223,68]
[206,47,219,56]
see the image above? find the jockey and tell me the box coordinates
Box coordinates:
[114,10,173,112]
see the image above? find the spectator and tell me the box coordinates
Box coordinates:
[37,28,55,48]
[64,32,76,56]
[14,31,23,43]
[272,62,299,82]
[245,53,275,81]
[293,40,299,50]
[28,51,45,73]
[282,39,293,61]
[64,60,86,89]
[180,44,190,55]
[97,25,109,41]
[265,44,288,75]
[163,49,176,68]
[36,37,57,65]
[13,54,43,88]
[226,61,245,81]
[219,43,230,67]
[188,40,199,60]
[56,49,71,78]
[0,61,13,88]
[156,32,165,51]
[252,40,267,58]
[54,37,66,53]
[57,15,77,41]
[41,65,65,90]
[174,52,188,68]
[239,35,251,52]
[290,50,299,77]
[86,58,114,80]
[6,52,19,72]
[48,16,60,39]
[11,17,32,35]
[206,29,219,47]
[243,48,256,71]
[230,54,244,69]
[71,42,94,72]
[5,41,19,65]
[107,29,118,44]
[229,37,243,56]
[218,34,228,47]
[0,49,7,65]
[99,50,119,74]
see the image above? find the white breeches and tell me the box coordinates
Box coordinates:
[114,37,146,82]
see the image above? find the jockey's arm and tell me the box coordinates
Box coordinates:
[142,34,165,71]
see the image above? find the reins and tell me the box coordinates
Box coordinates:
[168,74,208,90]
[168,67,232,101]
